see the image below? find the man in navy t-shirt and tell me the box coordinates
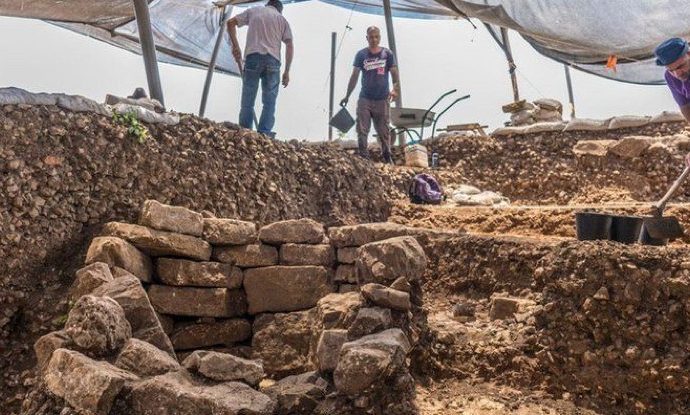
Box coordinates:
[340,26,400,163]
[655,38,690,165]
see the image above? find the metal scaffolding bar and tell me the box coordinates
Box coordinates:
[500,27,519,102]
[199,5,230,117]
[132,0,164,106]
[564,64,576,118]
[382,0,405,145]
[329,32,336,140]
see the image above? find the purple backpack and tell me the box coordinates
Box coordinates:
[408,173,444,204]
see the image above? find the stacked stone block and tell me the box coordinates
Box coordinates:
[26,200,431,415]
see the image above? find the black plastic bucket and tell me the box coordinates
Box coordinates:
[575,212,612,241]
[329,106,355,133]
[638,222,669,246]
[610,215,643,244]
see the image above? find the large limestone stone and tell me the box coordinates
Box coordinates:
[115,338,180,377]
[156,258,243,288]
[264,371,329,415]
[334,264,357,283]
[70,262,114,302]
[252,310,317,378]
[183,350,265,386]
[85,236,152,282]
[213,244,278,267]
[489,296,536,320]
[316,329,348,372]
[337,247,358,264]
[347,307,392,339]
[65,295,131,357]
[203,218,257,245]
[148,285,247,318]
[333,329,411,396]
[356,236,427,284]
[608,136,652,159]
[128,371,276,415]
[139,199,203,236]
[328,223,414,248]
[170,319,252,350]
[45,349,138,415]
[315,292,363,330]
[279,244,335,266]
[34,330,71,371]
[259,218,325,245]
[572,140,615,157]
[92,273,175,357]
[102,222,212,261]
[244,266,332,314]
[361,283,411,311]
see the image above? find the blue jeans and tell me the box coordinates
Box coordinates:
[239,53,281,136]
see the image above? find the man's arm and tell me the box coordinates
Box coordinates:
[282,39,293,87]
[340,67,361,106]
[389,65,400,101]
[226,17,242,68]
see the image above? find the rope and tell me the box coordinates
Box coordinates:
[303,0,360,139]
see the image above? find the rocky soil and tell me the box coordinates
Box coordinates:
[5,102,690,414]
[0,105,407,412]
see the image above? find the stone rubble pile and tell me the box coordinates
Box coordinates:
[423,234,690,414]
[22,200,430,415]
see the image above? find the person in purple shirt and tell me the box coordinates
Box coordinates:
[655,38,690,164]
[340,26,400,164]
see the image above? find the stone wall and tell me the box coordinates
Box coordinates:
[23,200,430,415]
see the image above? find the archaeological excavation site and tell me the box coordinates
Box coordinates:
[4,92,690,415]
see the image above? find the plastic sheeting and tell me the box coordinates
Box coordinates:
[440,0,690,84]
[1,0,689,84]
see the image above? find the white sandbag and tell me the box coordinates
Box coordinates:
[533,108,563,122]
[563,118,611,132]
[404,144,429,168]
[649,111,686,124]
[105,94,164,112]
[0,87,57,106]
[57,94,111,116]
[608,115,651,130]
[452,190,510,206]
[533,98,563,112]
[510,109,535,126]
[491,125,530,137]
[524,121,566,134]
[112,103,179,125]
[453,184,481,195]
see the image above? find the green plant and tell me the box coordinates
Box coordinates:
[112,110,150,143]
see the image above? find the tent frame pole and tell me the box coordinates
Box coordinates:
[132,0,165,106]
[500,27,519,102]
[382,0,406,145]
[199,5,231,117]
[485,24,520,102]
[329,31,336,140]
[564,64,576,118]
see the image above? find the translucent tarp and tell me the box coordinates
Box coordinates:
[1,0,689,84]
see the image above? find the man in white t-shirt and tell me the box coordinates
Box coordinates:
[227,0,293,137]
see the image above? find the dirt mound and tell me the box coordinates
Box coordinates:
[419,235,690,414]
[0,105,405,412]
[378,123,690,205]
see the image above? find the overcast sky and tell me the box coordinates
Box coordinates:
[0,2,679,141]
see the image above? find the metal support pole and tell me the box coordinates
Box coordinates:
[500,27,519,102]
[199,5,230,118]
[382,0,405,146]
[564,64,576,119]
[132,0,165,106]
[329,32,336,140]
